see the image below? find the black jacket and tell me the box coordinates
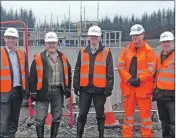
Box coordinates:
[30,50,72,101]
[73,43,114,94]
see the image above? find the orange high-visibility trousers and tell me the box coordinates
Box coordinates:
[122,89,153,138]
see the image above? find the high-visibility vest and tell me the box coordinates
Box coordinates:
[35,53,69,90]
[80,47,109,88]
[0,47,26,93]
[155,51,175,90]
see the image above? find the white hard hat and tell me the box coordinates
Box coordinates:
[44,32,58,42]
[4,27,19,38]
[88,25,101,37]
[129,24,145,35]
[159,31,175,42]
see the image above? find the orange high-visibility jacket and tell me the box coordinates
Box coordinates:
[0,47,26,93]
[154,51,175,90]
[35,53,69,90]
[80,47,109,88]
[117,40,156,97]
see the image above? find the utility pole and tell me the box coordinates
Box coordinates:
[69,5,71,46]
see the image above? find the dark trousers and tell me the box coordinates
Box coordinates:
[157,100,175,138]
[34,88,63,126]
[77,92,106,123]
[0,87,23,138]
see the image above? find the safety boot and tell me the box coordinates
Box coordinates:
[36,125,44,138]
[97,120,105,138]
[50,122,60,138]
[77,121,85,138]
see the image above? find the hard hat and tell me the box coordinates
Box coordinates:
[159,31,175,42]
[88,25,101,37]
[129,24,145,35]
[4,27,19,38]
[44,32,58,42]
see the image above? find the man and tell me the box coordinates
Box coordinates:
[117,24,156,137]
[152,31,175,138]
[30,32,72,138]
[73,25,114,138]
[0,27,29,138]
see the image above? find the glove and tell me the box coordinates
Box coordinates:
[129,78,140,87]
[104,90,112,97]
[74,89,80,96]
[65,89,71,99]
[31,92,37,101]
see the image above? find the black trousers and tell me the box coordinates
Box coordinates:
[0,87,23,137]
[157,100,175,138]
[34,87,63,126]
[77,92,106,123]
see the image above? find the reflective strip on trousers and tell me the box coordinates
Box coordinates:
[80,74,88,78]
[36,66,43,70]
[158,77,175,82]
[38,78,42,82]
[141,124,152,129]
[94,74,106,79]
[0,76,11,80]
[141,117,152,123]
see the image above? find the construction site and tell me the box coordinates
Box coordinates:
[1,1,175,138]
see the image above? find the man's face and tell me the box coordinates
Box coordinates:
[131,34,144,44]
[4,36,17,49]
[88,36,100,46]
[160,40,174,51]
[45,42,58,53]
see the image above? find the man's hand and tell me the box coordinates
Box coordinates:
[129,78,140,87]
[74,89,80,96]
[104,90,112,97]
[31,92,37,101]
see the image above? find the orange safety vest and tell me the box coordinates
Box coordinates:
[0,47,26,93]
[80,47,109,88]
[155,51,175,90]
[35,53,69,90]
[118,41,156,97]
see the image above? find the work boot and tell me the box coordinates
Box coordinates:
[50,122,60,138]
[36,125,44,138]
[77,121,85,138]
[97,120,105,138]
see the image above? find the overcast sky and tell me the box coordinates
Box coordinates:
[1,1,174,24]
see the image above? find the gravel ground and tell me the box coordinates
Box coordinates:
[16,101,162,138]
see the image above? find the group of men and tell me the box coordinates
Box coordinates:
[0,24,175,138]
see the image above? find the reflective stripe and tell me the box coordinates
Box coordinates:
[137,69,144,73]
[94,61,106,66]
[158,77,174,82]
[148,67,154,72]
[147,62,155,66]
[126,116,134,120]
[123,121,134,127]
[159,68,174,74]
[20,65,25,69]
[94,74,106,79]
[1,66,9,70]
[63,63,68,67]
[141,124,152,129]
[0,76,11,80]
[36,66,43,70]
[22,75,25,79]
[38,78,42,82]
[82,61,89,65]
[65,75,68,79]
[80,74,89,78]
[141,117,151,123]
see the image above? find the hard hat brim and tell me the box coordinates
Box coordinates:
[129,31,144,36]
[88,32,101,37]
[45,39,58,42]
[4,34,19,38]
[159,38,175,42]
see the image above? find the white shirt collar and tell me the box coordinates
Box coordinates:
[5,46,16,53]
